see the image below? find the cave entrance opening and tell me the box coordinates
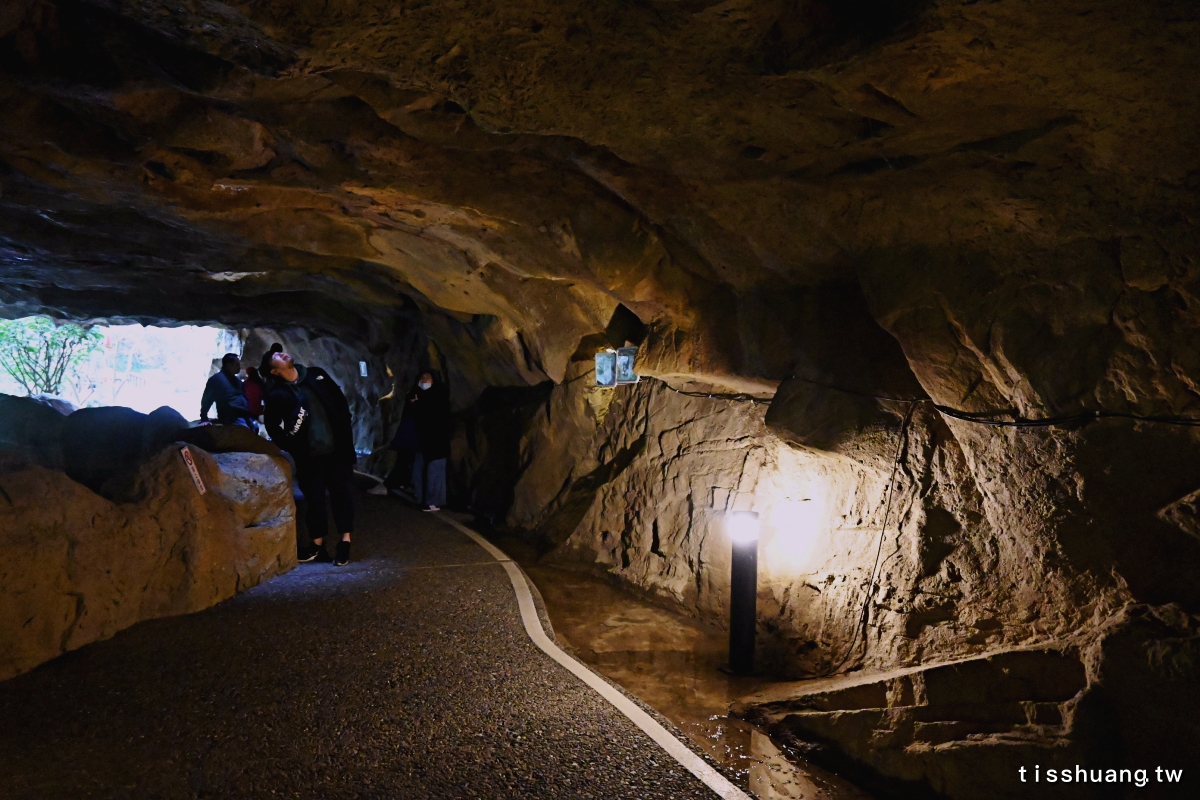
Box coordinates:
[0,315,240,419]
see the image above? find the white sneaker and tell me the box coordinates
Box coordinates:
[366,484,388,496]
[422,504,441,512]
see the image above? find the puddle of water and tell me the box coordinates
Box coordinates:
[518,561,874,800]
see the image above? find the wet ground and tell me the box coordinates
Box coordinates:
[0,497,727,800]
[501,545,875,800]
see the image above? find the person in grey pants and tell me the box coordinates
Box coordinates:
[408,371,451,511]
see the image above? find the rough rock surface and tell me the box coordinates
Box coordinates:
[737,648,1090,799]
[3,0,1200,793]
[7,1,1197,397]
[734,605,1200,800]
[0,393,67,470]
[0,443,296,681]
[456,368,1136,678]
[61,404,192,495]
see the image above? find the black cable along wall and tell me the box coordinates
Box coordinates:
[649,373,1200,675]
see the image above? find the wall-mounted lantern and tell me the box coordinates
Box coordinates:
[595,346,639,388]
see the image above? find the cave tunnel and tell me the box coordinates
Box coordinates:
[1,1,1199,799]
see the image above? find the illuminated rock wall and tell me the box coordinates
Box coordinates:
[468,368,1133,677]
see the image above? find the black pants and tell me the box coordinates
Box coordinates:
[384,449,416,490]
[295,454,355,542]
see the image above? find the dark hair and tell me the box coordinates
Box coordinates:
[269,343,283,353]
[222,353,240,365]
[260,351,278,377]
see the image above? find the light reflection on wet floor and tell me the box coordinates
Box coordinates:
[517,560,874,800]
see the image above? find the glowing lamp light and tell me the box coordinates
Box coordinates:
[767,498,823,570]
[724,510,760,676]
[727,510,761,545]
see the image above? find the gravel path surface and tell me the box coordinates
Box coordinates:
[0,494,721,799]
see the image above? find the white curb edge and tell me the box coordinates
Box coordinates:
[435,513,752,800]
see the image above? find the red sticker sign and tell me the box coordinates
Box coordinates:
[180,446,207,495]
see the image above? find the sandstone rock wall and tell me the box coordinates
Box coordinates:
[735,603,1200,800]
[0,443,296,682]
[458,360,1187,680]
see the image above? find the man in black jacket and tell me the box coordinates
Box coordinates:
[262,350,356,566]
[200,353,253,427]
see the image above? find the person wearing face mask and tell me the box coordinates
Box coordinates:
[407,371,451,511]
[261,349,357,566]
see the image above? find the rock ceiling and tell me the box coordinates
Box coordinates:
[2,0,1198,409]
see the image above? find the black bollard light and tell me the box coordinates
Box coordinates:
[726,511,760,676]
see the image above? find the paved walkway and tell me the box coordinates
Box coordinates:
[0,493,728,799]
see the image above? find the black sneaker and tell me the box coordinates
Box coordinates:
[309,544,332,563]
[297,545,319,563]
[334,541,351,566]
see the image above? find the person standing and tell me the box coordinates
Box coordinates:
[200,353,254,427]
[262,350,356,566]
[409,371,451,512]
[243,366,266,419]
[369,389,419,497]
